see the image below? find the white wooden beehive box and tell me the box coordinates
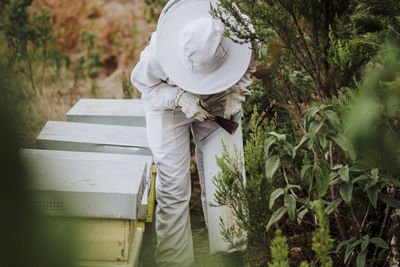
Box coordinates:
[35,121,153,220]
[201,114,246,253]
[67,99,146,127]
[21,149,149,220]
[36,121,151,156]
[20,149,150,263]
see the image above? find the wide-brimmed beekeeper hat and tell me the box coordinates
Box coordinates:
[156,0,252,95]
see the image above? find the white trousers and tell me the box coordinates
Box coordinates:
[144,93,226,267]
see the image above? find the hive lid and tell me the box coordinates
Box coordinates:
[67,99,145,117]
[67,99,146,127]
[21,149,147,194]
[37,121,149,150]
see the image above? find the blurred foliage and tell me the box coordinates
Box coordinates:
[144,0,167,23]
[122,73,141,99]
[0,61,76,267]
[0,0,69,89]
[346,43,400,172]
[77,29,103,79]
[75,29,103,96]
[0,0,117,145]
[0,0,70,146]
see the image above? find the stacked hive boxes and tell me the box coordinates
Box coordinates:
[20,99,154,267]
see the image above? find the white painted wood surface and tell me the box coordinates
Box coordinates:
[201,114,246,253]
[37,121,151,156]
[67,99,146,127]
[21,149,150,219]
[35,121,153,220]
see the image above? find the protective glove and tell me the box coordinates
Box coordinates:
[224,92,246,119]
[178,92,214,122]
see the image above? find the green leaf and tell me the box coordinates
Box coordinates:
[332,164,343,170]
[370,237,389,249]
[308,200,318,211]
[331,134,356,161]
[296,198,310,208]
[324,198,343,215]
[330,171,339,179]
[336,238,356,253]
[329,177,342,186]
[366,187,378,209]
[282,142,294,157]
[345,239,363,263]
[326,110,340,129]
[350,166,363,173]
[371,168,379,177]
[315,165,329,197]
[269,131,286,141]
[352,175,369,184]
[344,246,355,263]
[265,155,280,182]
[307,135,318,150]
[339,166,350,183]
[361,235,369,252]
[269,188,284,210]
[266,206,287,230]
[368,169,379,187]
[356,251,366,267]
[306,106,322,125]
[318,133,328,149]
[264,136,276,157]
[293,134,309,158]
[297,207,308,225]
[308,120,323,135]
[340,182,353,205]
[284,194,296,221]
[380,195,400,209]
[286,185,302,191]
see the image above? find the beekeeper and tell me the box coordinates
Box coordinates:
[131,0,255,266]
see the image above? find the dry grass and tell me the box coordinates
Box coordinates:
[31,0,155,98]
[16,0,156,145]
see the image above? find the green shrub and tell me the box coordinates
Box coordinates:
[268,229,289,267]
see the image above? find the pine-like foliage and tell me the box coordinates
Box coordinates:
[211,0,400,98]
[268,229,289,267]
[312,201,334,267]
[212,108,277,266]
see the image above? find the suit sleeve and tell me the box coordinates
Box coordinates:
[130,32,184,110]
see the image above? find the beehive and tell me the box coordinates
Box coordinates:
[67,99,146,127]
[21,149,150,219]
[36,121,151,156]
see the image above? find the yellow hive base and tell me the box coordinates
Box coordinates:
[75,227,143,267]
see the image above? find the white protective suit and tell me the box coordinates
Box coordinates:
[131,25,255,267]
